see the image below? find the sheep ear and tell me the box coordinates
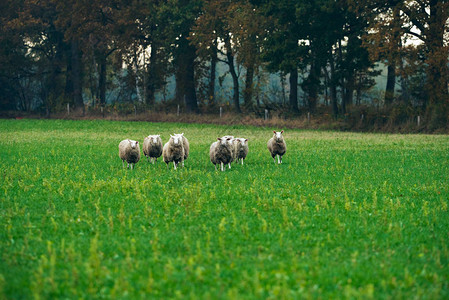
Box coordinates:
[281,130,284,134]
[217,138,221,141]
[136,141,139,144]
[273,130,276,134]
[245,139,248,142]
[181,133,184,136]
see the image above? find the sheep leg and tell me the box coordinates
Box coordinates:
[122,160,125,168]
[214,164,217,171]
[228,163,231,169]
[272,156,276,164]
[166,162,169,170]
[241,159,244,165]
[277,155,281,164]
[280,156,283,164]
[221,162,224,172]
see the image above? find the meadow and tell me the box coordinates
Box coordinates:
[0,119,448,299]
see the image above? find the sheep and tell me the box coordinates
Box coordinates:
[143,135,163,164]
[162,134,185,170]
[267,130,286,164]
[233,138,249,165]
[119,139,141,169]
[210,136,233,171]
[174,133,189,167]
[221,135,235,169]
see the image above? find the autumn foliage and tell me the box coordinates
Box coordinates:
[0,0,448,129]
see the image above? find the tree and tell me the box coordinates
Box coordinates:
[257,0,302,113]
[116,0,172,107]
[0,0,34,110]
[191,0,247,113]
[59,0,121,106]
[162,0,202,113]
[227,1,265,109]
[360,0,449,126]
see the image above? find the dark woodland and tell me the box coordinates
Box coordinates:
[0,0,448,130]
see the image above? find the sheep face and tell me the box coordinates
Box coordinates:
[217,137,231,147]
[129,140,139,149]
[273,130,284,142]
[151,135,160,144]
[171,135,182,146]
[238,138,248,146]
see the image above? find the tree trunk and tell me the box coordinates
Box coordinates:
[343,73,355,111]
[306,61,320,113]
[399,59,410,105]
[425,0,449,127]
[146,43,158,107]
[71,39,83,112]
[208,39,217,105]
[329,53,338,117]
[280,73,286,105]
[98,54,106,105]
[289,68,299,113]
[226,42,240,113]
[384,62,396,106]
[244,64,254,109]
[384,6,400,108]
[175,36,198,112]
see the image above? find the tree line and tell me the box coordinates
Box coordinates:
[0,0,448,128]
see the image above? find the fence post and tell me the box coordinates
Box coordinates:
[307,112,310,123]
[417,115,420,127]
[101,106,104,118]
[67,103,70,115]
[134,105,137,116]
[220,106,222,118]
[265,109,268,120]
[361,113,364,122]
[177,104,180,116]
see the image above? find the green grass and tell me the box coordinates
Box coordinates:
[1,119,448,299]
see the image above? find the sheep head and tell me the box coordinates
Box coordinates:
[273,130,284,142]
[217,137,231,146]
[151,135,160,144]
[171,135,182,145]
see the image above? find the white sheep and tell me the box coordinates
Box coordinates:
[162,134,185,170]
[210,137,233,171]
[267,130,286,164]
[174,133,189,167]
[233,138,249,165]
[143,135,163,163]
[119,139,141,169]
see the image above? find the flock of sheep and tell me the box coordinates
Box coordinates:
[118,130,287,171]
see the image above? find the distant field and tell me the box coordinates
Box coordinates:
[1,119,448,299]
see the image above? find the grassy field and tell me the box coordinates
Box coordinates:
[0,119,448,299]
